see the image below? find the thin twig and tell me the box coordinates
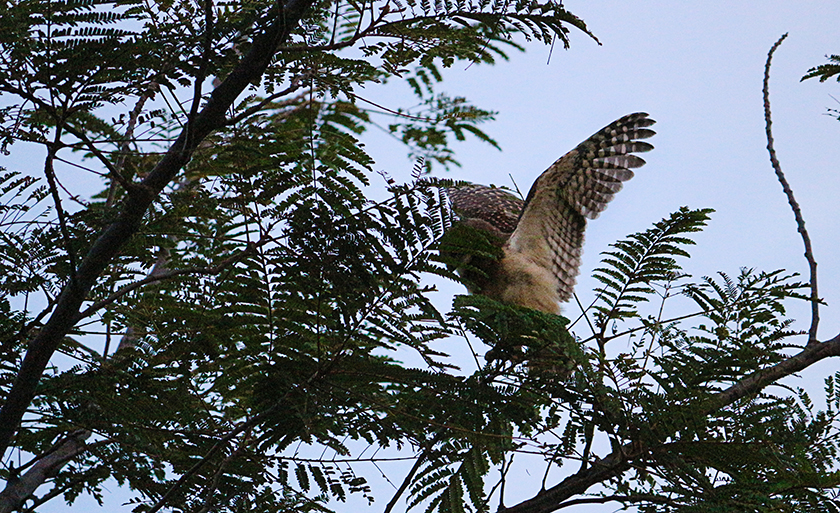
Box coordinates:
[763,33,820,346]
[382,451,427,513]
[144,400,286,513]
[571,292,597,337]
[43,131,78,286]
[61,123,136,193]
[108,85,156,206]
[184,0,215,151]
[577,423,594,472]
[351,92,442,122]
[224,83,308,126]
[75,241,260,322]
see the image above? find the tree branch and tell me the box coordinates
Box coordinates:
[75,241,259,322]
[108,84,156,206]
[500,445,635,513]
[61,123,135,195]
[503,331,840,513]
[276,2,390,53]
[0,0,317,457]
[702,331,840,414]
[42,130,78,285]
[382,450,427,513]
[0,431,90,513]
[554,493,680,509]
[763,33,820,346]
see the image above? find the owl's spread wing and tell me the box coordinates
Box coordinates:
[506,112,656,302]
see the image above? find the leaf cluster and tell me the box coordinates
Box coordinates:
[3,1,840,512]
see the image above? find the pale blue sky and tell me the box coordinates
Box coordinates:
[34,1,840,511]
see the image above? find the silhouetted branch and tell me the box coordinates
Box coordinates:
[763,32,820,346]
[503,329,840,513]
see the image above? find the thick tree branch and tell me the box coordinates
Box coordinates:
[702,331,840,414]
[554,493,680,509]
[0,0,316,457]
[763,33,820,346]
[0,431,90,513]
[500,446,635,513]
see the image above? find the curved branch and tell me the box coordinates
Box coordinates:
[763,32,820,346]
[702,331,840,414]
[500,446,634,513]
[503,330,840,513]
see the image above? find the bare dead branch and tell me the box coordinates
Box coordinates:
[763,33,820,346]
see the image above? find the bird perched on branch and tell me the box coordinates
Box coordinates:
[444,112,656,314]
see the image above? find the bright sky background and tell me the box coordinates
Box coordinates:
[37,1,840,511]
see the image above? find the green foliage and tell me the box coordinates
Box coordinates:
[803,54,840,122]
[592,206,713,330]
[577,216,840,512]
[0,0,598,507]
[402,295,583,513]
[803,55,840,82]
[1,1,839,512]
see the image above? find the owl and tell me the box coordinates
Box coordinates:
[445,112,656,314]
